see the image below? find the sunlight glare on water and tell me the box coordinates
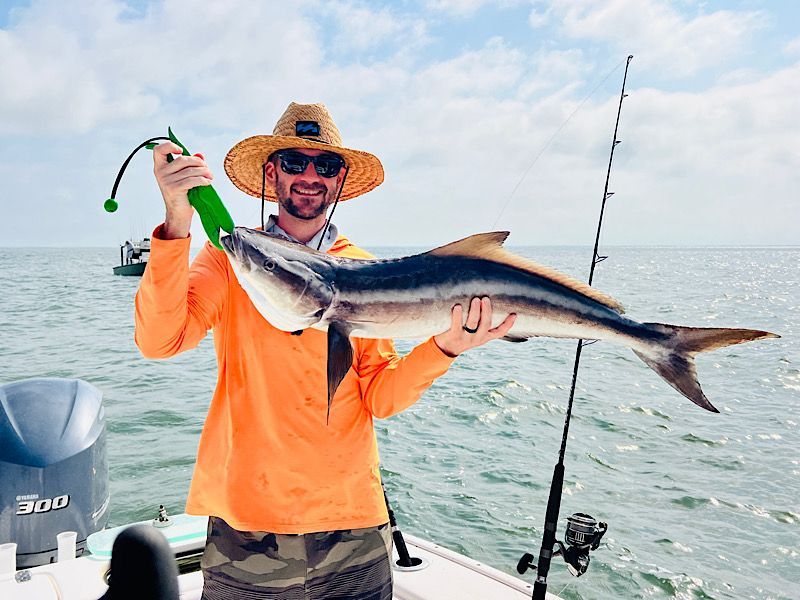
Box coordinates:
[0,245,797,599]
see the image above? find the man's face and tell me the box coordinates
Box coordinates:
[266,148,345,221]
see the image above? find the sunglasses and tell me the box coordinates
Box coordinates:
[274,150,345,178]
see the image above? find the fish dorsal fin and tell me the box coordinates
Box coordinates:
[427,231,511,256]
[428,232,625,314]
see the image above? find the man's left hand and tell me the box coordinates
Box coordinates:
[433,297,517,358]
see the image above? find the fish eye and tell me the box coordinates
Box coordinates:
[263,259,276,271]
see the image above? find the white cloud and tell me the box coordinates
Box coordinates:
[425,0,521,17]
[415,36,525,96]
[528,6,549,28]
[0,0,797,248]
[347,45,800,246]
[0,2,160,134]
[517,48,590,98]
[534,0,766,77]
[612,63,799,243]
[321,1,430,52]
[785,36,800,56]
[0,0,325,135]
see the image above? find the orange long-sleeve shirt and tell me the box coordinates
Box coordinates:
[134,226,455,533]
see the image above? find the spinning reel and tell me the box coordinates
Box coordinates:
[518,512,607,578]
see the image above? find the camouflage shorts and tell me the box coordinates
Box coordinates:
[200,516,393,600]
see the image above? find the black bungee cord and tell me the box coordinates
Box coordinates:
[316,164,349,251]
[104,137,171,213]
[260,159,350,336]
[258,157,349,252]
[517,55,633,599]
[261,162,267,231]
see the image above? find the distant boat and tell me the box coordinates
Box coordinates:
[113,238,150,276]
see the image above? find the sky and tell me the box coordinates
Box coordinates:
[0,0,798,247]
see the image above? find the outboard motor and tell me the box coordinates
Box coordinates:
[0,378,110,568]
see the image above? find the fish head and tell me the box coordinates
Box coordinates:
[221,227,334,331]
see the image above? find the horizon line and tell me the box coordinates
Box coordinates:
[3,244,799,250]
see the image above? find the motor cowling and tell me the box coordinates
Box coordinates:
[0,378,110,568]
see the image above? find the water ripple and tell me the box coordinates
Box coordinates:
[2,246,798,600]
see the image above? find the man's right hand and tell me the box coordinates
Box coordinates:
[153,141,214,239]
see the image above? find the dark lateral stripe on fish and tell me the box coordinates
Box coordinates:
[336,253,622,312]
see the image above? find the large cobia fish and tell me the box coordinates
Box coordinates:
[221,227,778,418]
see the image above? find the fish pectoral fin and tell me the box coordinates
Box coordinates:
[327,322,354,423]
[502,334,529,343]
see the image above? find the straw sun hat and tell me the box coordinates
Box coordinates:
[224,102,384,202]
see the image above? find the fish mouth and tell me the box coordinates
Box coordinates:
[220,232,234,254]
[220,230,257,270]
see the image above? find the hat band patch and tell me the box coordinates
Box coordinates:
[296,121,321,137]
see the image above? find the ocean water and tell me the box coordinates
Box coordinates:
[0,245,797,600]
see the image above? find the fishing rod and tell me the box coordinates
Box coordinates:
[517,55,633,599]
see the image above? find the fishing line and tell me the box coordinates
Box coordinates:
[261,162,267,231]
[491,56,627,230]
[556,581,573,597]
[258,158,348,250]
[317,164,349,251]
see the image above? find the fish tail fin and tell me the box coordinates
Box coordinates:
[633,324,779,413]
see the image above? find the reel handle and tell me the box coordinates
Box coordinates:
[516,552,536,575]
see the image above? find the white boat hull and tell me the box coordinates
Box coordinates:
[0,514,562,599]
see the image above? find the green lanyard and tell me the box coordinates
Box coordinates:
[104,128,234,250]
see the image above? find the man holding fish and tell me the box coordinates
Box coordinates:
[135,102,515,599]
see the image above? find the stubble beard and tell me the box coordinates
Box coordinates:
[275,175,333,221]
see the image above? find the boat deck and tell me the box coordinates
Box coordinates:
[0,514,562,599]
